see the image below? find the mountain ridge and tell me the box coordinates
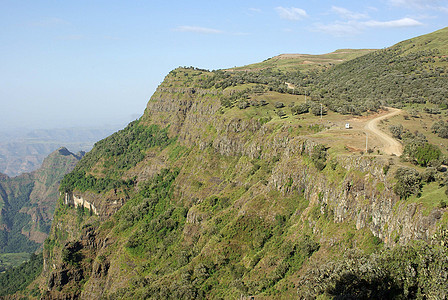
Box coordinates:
[12,26,448,299]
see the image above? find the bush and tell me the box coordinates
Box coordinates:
[298,242,448,299]
[276,110,287,118]
[389,124,404,139]
[432,120,448,138]
[237,100,249,109]
[311,144,327,171]
[414,143,441,167]
[259,99,268,106]
[421,167,437,183]
[291,103,309,115]
[274,102,285,108]
[394,167,421,198]
[309,102,327,116]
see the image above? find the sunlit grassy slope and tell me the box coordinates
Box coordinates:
[229,49,376,72]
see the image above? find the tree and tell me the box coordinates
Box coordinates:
[275,102,285,108]
[431,120,448,138]
[237,100,249,109]
[309,102,327,116]
[276,110,287,118]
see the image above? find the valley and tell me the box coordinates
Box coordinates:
[2,27,448,299]
[0,148,83,258]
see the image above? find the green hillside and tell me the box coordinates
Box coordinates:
[10,27,448,299]
[229,49,376,72]
[394,27,448,54]
[312,27,448,115]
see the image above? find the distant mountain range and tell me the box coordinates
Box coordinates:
[0,126,125,177]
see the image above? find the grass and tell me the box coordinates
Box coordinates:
[406,182,448,216]
[229,49,376,73]
[396,27,448,55]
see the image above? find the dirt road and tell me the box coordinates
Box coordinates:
[364,107,403,156]
[285,82,295,89]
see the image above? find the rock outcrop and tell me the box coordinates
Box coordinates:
[39,68,448,298]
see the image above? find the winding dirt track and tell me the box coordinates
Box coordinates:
[364,107,403,156]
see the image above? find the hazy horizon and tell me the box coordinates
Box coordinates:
[2,0,448,130]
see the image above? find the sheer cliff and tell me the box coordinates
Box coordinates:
[33,65,448,299]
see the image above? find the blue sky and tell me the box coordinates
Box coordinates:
[1,0,448,130]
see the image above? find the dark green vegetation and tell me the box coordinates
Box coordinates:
[394,167,422,199]
[0,252,30,272]
[313,28,448,115]
[0,181,39,253]
[389,123,443,165]
[19,27,448,299]
[0,253,43,297]
[298,240,448,299]
[47,136,336,298]
[198,68,312,94]
[0,148,82,256]
[60,121,172,193]
[432,120,448,138]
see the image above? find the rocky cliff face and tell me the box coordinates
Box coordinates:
[142,74,446,246]
[38,68,447,299]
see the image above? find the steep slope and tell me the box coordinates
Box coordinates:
[35,64,448,299]
[13,27,448,299]
[0,147,83,254]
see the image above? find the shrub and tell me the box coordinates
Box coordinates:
[431,120,448,138]
[414,143,441,167]
[237,100,249,109]
[276,110,287,118]
[389,124,404,139]
[421,167,437,183]
[311,144,327,171]
[298,242,448,299]
[309,102,327,116]
[291,103,309,115]
[274,102,285,108]
[259,99,268,106]
[394,167,421,198]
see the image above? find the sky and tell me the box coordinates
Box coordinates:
[1,0,448,131]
